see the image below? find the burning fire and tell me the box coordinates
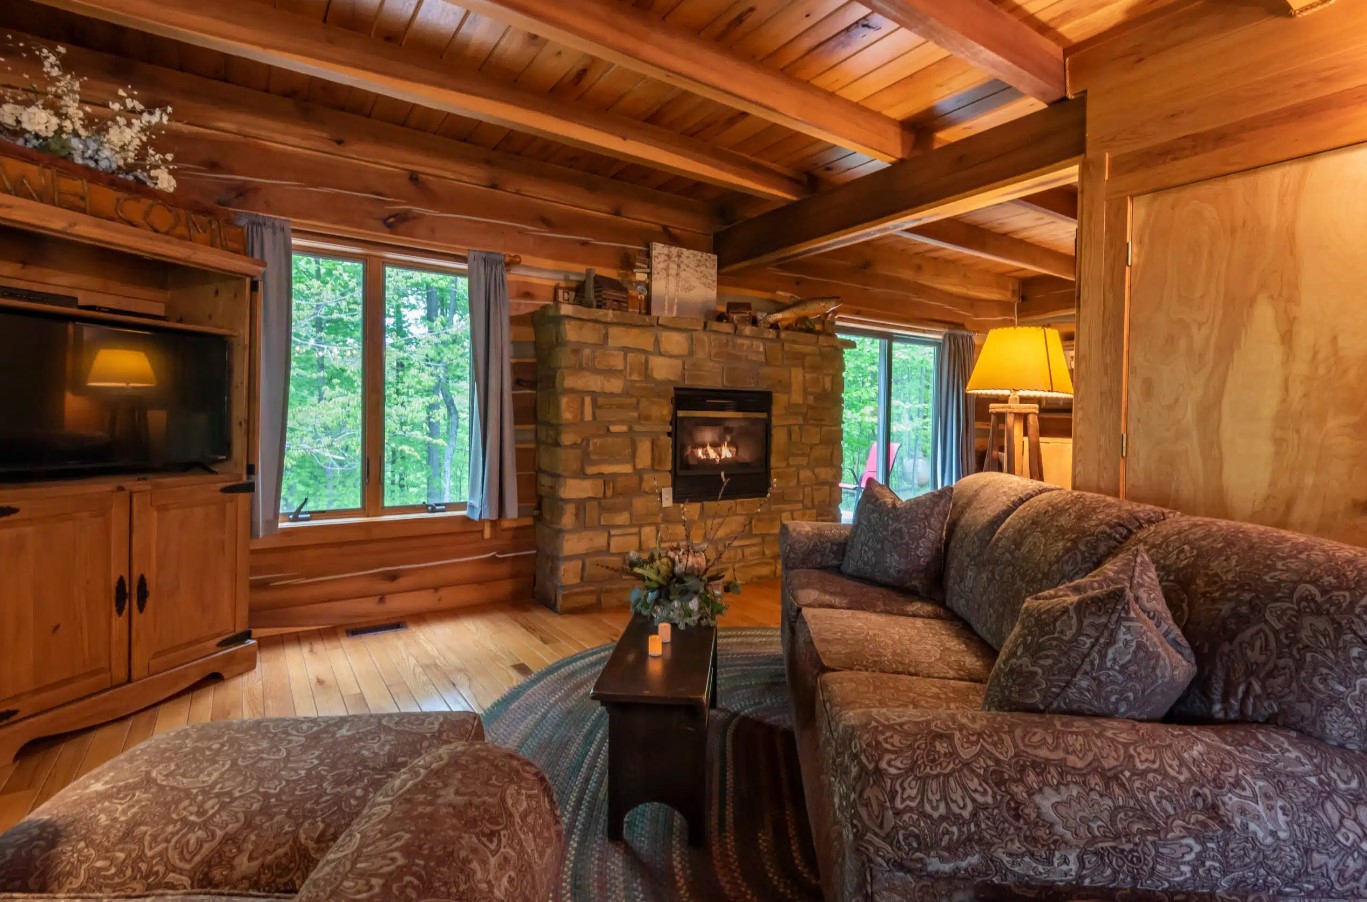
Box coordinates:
[688,440,738,464]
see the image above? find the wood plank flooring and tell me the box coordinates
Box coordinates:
[0,581,783,831]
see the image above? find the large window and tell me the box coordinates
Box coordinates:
[839,331,939,520]
[281,251,472,521]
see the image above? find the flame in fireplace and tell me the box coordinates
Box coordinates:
[688,440,738,464]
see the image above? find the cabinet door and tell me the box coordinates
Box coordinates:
[0,490,130,722]
[131,482,249,678]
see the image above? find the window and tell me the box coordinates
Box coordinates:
[839,331,940,521]
[281,251,472,521]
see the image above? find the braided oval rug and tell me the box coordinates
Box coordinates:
[485,627,821,902]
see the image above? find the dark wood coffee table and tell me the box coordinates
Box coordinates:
[590,614,718,846]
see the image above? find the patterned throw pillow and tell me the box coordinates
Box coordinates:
[983,547,1197,720]
[840,482,952,598]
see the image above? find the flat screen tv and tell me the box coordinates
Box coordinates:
[0,307,232,480]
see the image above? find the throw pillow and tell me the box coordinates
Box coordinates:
[841,482,952,599]
[982,547,1196,720]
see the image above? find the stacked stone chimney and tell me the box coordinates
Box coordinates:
[532,303,846,613]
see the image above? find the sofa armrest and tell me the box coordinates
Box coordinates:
[296,742,563,902]
[781,520,851,571]
[821,709,1367,901]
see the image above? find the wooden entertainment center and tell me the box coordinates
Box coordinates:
[0,146,263,763]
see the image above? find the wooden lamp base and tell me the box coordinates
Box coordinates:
[981,392,1044,480]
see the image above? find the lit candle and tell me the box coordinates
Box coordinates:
[658,623,672,644]
[648,634,664,657]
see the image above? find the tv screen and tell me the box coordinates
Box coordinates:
[0,308,231,479]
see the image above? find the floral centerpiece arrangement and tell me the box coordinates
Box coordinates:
[0,39,177,192]
[620,476,770,629]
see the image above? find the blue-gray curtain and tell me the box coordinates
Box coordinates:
[466,250,518,520]
[933,330,976,487]
[236,213,292,538]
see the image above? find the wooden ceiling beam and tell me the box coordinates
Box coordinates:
[29,0,808,200]
[713,98,1086,271]
[451,0,917,161]
[861,0,1066,102]
[1013,187,1079,224]
[720,266,1011,333]
[897,220,1076,280]
[0,33,719,235]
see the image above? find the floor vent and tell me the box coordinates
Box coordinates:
[346,621,407,637]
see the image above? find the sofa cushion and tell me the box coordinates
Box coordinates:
[0,713,484,897]
[820,709,1367,900]
[1125,516,1367,750]
[983,548,1196,720]
[841,483,952,598]
[798,608,996,684]
[946,476,1173,649]
[820,671,985,720]
[943,473,1058,632]
[783,568,955,632]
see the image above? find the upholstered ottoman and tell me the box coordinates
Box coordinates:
[0,713,562,902]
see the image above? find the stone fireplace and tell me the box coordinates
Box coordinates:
[671,387,772,503]
[532,303,846,613]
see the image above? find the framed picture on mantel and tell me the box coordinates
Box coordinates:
[649,243,717,319]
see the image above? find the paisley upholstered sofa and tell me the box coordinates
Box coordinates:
[781,472,1367,901]
[0,712,562,902]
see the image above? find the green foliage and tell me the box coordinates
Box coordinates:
[282,255,364,513]
[839,334,938,518]
[383,267,472,508]
[280,255,473,515]
[623,548,731,629]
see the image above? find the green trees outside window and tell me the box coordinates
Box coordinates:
[838,331,939,520]
[281,251,473,520]
[282,254,364,515]
[383,267,472,508]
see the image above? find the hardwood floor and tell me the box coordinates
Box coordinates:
[0,581,783,831]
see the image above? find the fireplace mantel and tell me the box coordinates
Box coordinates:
[531,303,848,613]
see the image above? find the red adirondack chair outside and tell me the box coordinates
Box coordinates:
[840,442,901,496]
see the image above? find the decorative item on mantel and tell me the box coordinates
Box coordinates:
[757,296,842,333]
[1,38,177,192]
[573,267,632,312]
[649,243,717,319]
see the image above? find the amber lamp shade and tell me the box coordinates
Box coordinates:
[87,348,157,388]
[966,326,1073,400]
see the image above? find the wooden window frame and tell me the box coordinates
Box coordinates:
[282,243,471,526]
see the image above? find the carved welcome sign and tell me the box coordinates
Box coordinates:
[0,142,246,255]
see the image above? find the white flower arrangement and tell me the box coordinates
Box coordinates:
[0,37,176,192]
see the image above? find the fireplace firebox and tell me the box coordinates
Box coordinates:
[672,387,772,502]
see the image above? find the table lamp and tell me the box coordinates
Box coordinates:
[966,326,1073,480]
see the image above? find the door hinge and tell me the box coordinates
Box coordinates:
[1120,433,1129,458]
[115,575,128,617]
[0,505,18,519]
[0,709,17,724]
[135,574,149,614]
[1125,241,1134,267]
[220,480,256,495]
[217,629,253,648]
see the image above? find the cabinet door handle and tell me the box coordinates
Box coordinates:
[0,506,18,519]
[136,574,149,614]
[115,576,128,617]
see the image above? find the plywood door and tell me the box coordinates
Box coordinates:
[130,482,249,678]
[0,489,130,722]
[1126,142,1367,545]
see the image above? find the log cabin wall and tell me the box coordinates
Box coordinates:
[1069,0,1367,544]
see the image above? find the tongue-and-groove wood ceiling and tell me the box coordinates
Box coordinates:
[0,0,1170,318]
